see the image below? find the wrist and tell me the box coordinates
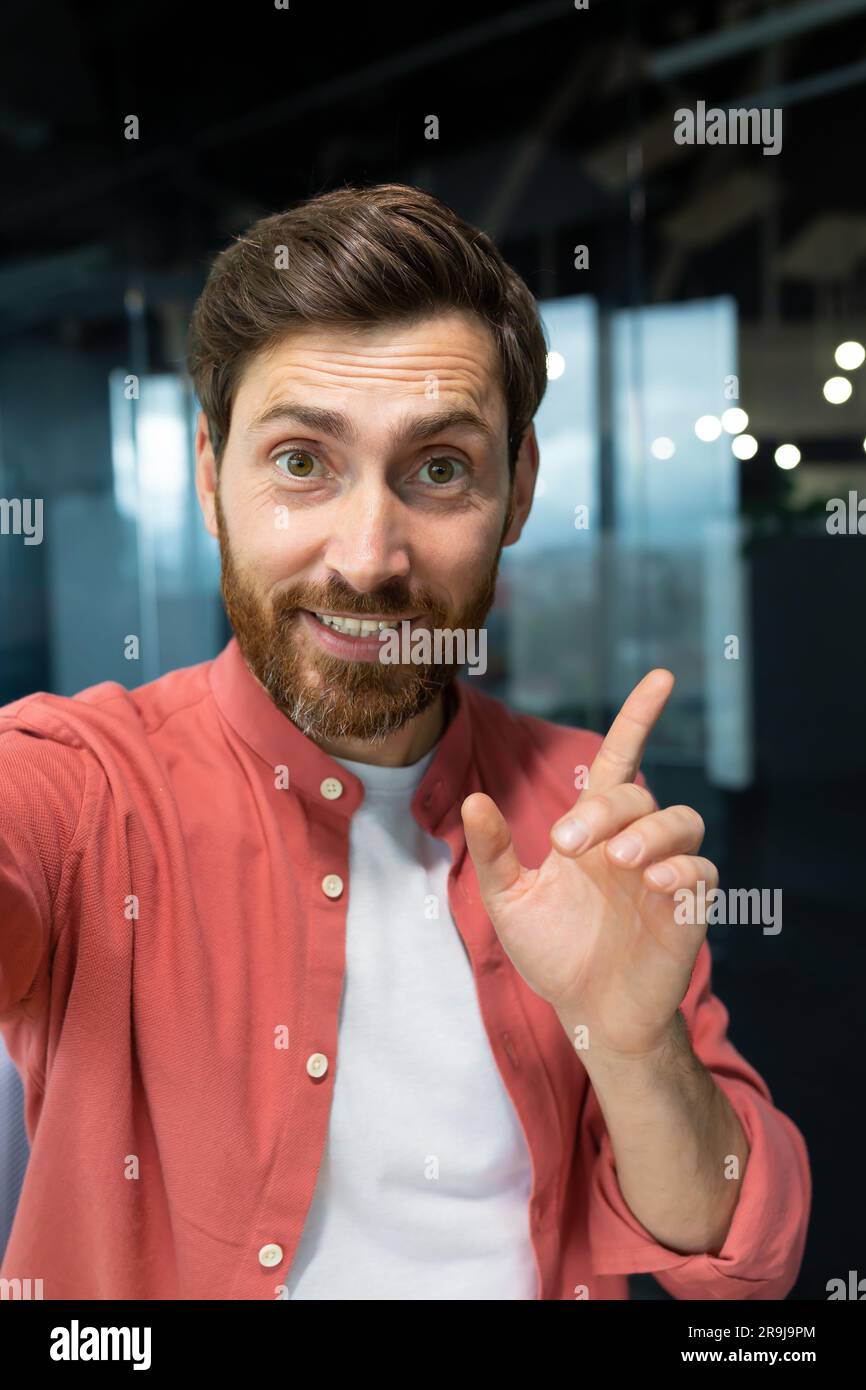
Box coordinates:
[561,1008,689,1076]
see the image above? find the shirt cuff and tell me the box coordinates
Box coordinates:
[587,1073,812,1299]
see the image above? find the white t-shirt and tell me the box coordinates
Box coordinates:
[287,744,537,1300]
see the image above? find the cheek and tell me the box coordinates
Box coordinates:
[222,486,319,580]
[412,519,503,609]
[421,511,502,572]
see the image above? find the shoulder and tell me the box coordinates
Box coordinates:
[0,656,217,795]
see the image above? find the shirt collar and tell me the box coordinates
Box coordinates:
[209,636,473,833]
[330,743,437,797]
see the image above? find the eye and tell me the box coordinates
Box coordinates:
[272,447,325,479]
[416,456,467,486]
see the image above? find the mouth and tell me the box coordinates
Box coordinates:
[298,608,423,662]
[309,610,420,637]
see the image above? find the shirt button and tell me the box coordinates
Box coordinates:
[258,1243,283,1268]
[320,777,343,800]
[306,1053,329,1079]
[322,873,343,898]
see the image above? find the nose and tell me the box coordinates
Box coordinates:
[322,477,411,594]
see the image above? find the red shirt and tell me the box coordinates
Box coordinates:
[0,636,810,1299]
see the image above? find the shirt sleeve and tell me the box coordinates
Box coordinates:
[585,937,812,1299]
[0,717,89,1019]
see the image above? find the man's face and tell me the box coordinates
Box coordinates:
[195,309,537,743]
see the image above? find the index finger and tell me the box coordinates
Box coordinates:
[587,668,675,795]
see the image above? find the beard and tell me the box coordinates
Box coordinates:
[214,487,514,744]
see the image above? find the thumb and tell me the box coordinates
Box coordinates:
[460,793,523,903]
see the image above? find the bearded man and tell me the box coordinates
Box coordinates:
[0,183,810,1301]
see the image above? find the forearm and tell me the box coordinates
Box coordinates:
[566,1009,750,1255]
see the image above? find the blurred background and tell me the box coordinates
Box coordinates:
[2,0,865,1298]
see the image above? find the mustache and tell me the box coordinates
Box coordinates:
[272,581,451,623]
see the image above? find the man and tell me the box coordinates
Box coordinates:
[0,183,809,1300]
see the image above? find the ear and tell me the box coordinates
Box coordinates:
[194,410,219,539]
[502,423,539,547]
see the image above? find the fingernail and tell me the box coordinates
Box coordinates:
[646,863,676,887]
[608,832,641,863]
[554,818,589,851]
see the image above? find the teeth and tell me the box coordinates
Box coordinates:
[314,613,402,637]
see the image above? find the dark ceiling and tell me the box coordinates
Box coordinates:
[3,0,866,335]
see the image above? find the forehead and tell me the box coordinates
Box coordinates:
[232,309,506,426]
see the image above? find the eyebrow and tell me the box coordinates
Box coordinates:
[246,400,497,449]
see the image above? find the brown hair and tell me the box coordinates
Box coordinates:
[187,182,549,478]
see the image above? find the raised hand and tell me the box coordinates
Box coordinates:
[460,670,714,1059]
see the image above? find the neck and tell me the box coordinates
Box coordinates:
[314,690,450,767]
